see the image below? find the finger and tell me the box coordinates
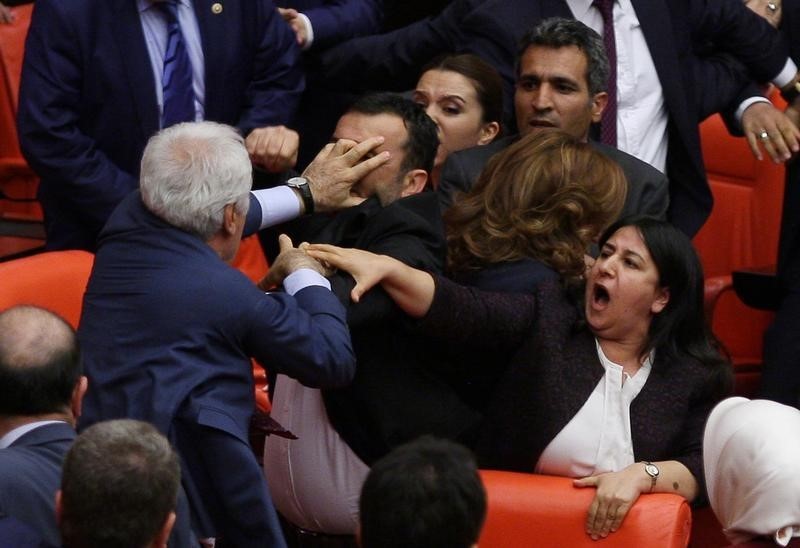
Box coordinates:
[598,503,620,538]
[348,151,391,181]
[585,497,602,538]
[746,130,764,162]
[762,138,782,164]
[609,502,630,533]
[764,127,791,162]
[277,233,294,253]
[344,135,385,162]
[339,195,368,209]
[351,283,366,303]
[330,138,359,157]
[573,476,597,488]
[258,272,278,290]
[779,123,800,154]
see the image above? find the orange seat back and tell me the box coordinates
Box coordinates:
[478,471,691,548]
[0,250,93,328]
[694,96,785,395]
[0,3,40,220]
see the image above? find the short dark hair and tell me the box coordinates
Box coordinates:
[598,216,732,396]
[347,92,439,174]
[0,305,81,416]
[421,53,504,128]
[60,420,181,548]
[518,18,610,96]
[359,436,486,548]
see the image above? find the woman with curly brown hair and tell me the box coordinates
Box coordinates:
[445,129,627,294]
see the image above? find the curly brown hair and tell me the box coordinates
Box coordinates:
[445,131,627,281]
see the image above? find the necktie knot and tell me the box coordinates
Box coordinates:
[592,0,614,18]
[155,0,180,20]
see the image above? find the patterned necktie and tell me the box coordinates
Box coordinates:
[593,0,617,147]
[156,0,195,128]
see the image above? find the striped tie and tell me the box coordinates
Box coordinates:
[593,0,617,147]
[156,0,195,128]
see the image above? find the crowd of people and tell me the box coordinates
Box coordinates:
[2,0,800,546]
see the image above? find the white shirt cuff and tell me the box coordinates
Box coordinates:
[251,186,302,230]
[735,96,772,124]
[297,12,314,50]
[773,58,798,88]
[282,268,331,295]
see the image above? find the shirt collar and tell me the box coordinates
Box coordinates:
[0,420,68,449]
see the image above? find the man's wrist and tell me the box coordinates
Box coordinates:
[286,176,315,215]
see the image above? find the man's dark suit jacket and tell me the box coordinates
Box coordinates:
[421,276,725,495]
[437,136,670,219]
[319,0,786,236]
[275,192,468,465]
[17,0,303,251]
[0,422,75,547]
[78,193,355,546]
[284,0,383,49]
[759,1,800,407]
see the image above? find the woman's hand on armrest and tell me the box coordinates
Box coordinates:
[306,244,435,317]
[573,460,698,540]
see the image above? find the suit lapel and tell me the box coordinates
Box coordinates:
[110,0,159,140]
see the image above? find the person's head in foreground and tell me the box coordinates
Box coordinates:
[413,53,503,183]
[445,130,626,282]
[704,397,800,546]
[0,304,85,424]
[358,436,487,548]
[57,419,181,548]
[139,121,252,263]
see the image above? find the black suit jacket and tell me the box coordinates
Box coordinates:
[421,276,724,496]
[437,136,670,219]
[320,0,786,236]
[279,192,472,465]
[0,422,75,547]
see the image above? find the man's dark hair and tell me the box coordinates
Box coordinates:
[347,92,439,174]
[60,419,181,548]
[359,436,486,548]
[0,305,81,416]
[517,18,610,96]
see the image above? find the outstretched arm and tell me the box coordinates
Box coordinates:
[306,243,435,318]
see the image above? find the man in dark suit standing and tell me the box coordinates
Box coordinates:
[17,0,304,251]
[437,18,668,221]
[0,305,86,548]
[77,121,358,547]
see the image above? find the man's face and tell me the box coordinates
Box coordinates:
[514,45,607,141]
[332,112,411,206]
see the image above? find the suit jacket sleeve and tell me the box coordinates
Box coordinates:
[304,0,383,49]
[234,2,305,134]
[17,0,138,229]
[315,0,480,92]
[243,286,356,388]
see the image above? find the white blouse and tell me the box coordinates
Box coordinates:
[535,339,652,477]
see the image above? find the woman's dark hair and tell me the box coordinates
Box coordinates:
[421,54,504,129]
[598,216,732,396]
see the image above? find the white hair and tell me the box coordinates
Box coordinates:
[139,121,251,240]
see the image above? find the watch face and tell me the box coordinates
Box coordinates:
[287,177,307,188]
[645,463,659,477]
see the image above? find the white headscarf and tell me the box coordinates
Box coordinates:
[704,397,800,546]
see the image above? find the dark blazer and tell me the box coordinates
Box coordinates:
[17,0,303,251]
[276,192,465,465]
[437,136,670,218]
[0,422,76,547]
[759,1,800,407]
[319,0,786,236]
[78,193,355,546]
[421,276,723,494]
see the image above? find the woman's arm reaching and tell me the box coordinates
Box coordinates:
[306,243,435,318]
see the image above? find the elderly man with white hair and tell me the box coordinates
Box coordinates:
[76,120,372,547]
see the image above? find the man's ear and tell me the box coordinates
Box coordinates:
[222,203,238,236]
[54,490,63,527]
[399,169,429,197]
[590,91,609,124]
[150,511,176,548]
[70,376,88,422]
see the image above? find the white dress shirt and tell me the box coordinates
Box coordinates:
[535,340,652,477]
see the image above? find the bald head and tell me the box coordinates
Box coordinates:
[0,305,81,416]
